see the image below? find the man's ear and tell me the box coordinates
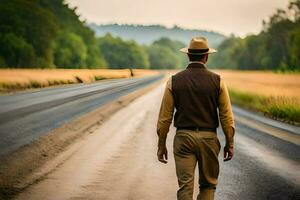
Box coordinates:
[204,54,209,63]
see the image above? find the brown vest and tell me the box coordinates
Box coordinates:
[172,62,220,131]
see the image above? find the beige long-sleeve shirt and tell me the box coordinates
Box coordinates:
[157,73,235,148]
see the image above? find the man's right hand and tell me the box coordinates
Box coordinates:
[223,146,234,161]
[157,146,168,164]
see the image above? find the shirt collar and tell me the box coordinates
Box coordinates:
[186,61,206,69]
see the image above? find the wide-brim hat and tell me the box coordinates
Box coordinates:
[179,37,217,55]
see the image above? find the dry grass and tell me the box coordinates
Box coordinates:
[214,70,300,99]
[214,70,300,124]
[0,69,158,92]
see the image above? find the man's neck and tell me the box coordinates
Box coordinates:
[189,61,205,65]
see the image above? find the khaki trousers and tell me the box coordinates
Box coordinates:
[173,129,221,200]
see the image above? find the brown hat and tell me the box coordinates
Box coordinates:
[179,37,217,55]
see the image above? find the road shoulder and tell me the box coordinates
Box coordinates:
[0,77,165,200]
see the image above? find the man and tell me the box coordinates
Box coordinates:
[156,37,235,200]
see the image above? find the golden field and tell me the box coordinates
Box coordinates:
[214,70,300,99]
[0,68,298,123]
[214,70,300,124]
[0,69,158,92]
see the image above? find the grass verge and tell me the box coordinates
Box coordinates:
[229,89,300,125]
[0,69,158,93]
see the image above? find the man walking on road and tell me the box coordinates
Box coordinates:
[156,37,235,200]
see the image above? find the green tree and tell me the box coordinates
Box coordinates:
[0,33,36,67]
[85,39,107,68]
[0,0,108,68]
[290,28,300,70]
[54,32,87,68]
[208,37,242,69]
[152,37,187,67]
[146,44,179,69]
[0,0,58,67]
[98,34,149,69]
[41,0,108,68]
[236,34,270,70]
[265,9,294,70]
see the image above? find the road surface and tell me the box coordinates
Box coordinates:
[10,80,300,200]
[0,75,163,156]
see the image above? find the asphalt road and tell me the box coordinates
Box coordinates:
[13,81,300,200]
[0,75,163,156]
[218,106,300,200]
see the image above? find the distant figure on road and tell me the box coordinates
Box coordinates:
[156,37,235,200]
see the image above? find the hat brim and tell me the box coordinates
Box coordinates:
[179,47,217,55]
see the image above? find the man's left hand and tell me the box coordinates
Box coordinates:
[223,146,234,162]
[157,146,168,164]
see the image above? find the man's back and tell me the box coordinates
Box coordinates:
[172,62,220,131]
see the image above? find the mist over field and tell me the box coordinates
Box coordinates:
[89,23,225,46]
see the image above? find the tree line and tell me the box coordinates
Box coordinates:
[90,23,225,47]
[208,0,300,71]
[1,0,299,70]
[0,0,186,69]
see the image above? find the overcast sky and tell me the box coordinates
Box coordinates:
[66,0,290,37]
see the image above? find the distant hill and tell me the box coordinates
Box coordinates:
[89,23,226,47]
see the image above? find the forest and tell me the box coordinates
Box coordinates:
[0,0,299,71]
[0,0,186,69]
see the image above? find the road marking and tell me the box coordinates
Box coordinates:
[235,115,300,146]
[233,106,300,135]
